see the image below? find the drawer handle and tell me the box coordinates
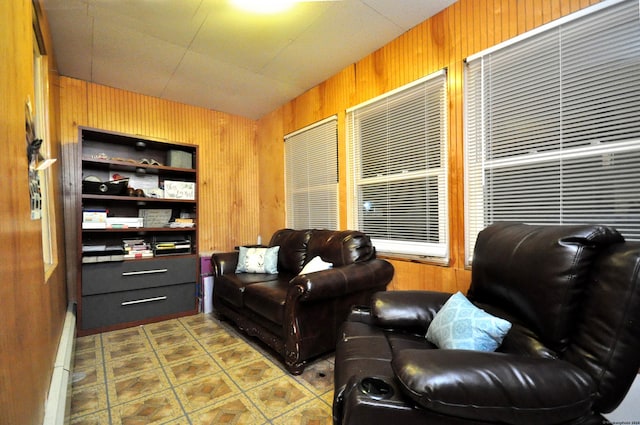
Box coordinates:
[122,268,168,276]
[121,296,167,306]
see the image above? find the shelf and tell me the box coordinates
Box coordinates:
[82,194,195,203]
[82,157,196,175]
[82,227,196,233]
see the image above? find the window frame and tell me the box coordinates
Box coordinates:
[284,116,339,230]
[464,0,640,265]
[347,70,449,259]
[33,6,58,275]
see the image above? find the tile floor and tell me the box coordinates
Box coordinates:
[70,313,334,425]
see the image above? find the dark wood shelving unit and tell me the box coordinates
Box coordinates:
[77,127,199,336]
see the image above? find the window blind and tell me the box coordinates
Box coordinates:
[465,0,640,264]
[285,116,338,230]
[347,70,448,258]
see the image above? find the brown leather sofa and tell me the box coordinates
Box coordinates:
[211,228,394,374]
[334,222,640,425]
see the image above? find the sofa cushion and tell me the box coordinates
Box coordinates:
[235,246,280,274]
[269,229,312,274]
[244,279,292,325]
[468,222,623,353]
[215,273,279,308]
[392,349,595,425]
[426,292,512,352]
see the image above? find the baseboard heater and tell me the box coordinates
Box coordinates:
[43,302,76,425]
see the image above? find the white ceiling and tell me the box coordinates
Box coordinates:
[42,0,456,120]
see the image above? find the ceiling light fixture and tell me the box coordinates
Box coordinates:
[231,0,296,14]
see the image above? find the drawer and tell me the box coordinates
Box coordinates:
[82,256,197,295]
[81,282,195,330]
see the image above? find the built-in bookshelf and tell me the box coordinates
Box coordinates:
[77,127,198,335]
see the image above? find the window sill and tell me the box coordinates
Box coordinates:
[376,252,450,267]
[44,260,59,283]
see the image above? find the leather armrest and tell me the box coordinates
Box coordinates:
[211,251,239,276]
[371,291,451,332]
[392,349,594,425]
[290,259,393,302]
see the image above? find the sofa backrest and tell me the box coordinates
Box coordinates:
[268,228,376,274]
[563,242,640,412]
[469,222,640,413]
[269,229,312,274]
[307,229,375,267]
[467,222,624,354]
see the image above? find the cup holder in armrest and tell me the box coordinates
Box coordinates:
[358,377,394,400]
[347,305,373,324]
[352,305,371,314]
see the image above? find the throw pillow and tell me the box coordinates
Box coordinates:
[299,256,333,275]
[235,246,280,274]
[426,291,512,352]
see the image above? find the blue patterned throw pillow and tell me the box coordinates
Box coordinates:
[235,246,280,274]
[426,291,512,352]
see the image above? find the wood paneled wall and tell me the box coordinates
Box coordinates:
[59,77,260,299]
[0,1,68,423]
[256,0,601,293]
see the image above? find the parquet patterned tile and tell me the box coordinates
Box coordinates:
[70,314,334,424]
[109,389,184,425]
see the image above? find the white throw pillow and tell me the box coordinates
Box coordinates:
[299,256,333,275]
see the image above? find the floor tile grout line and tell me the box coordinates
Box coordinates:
[141,321,195,425]
[179,315,275,423]
[71,314,334,424]
[99,332,114,425]
[173,316,271,422]
[188,315,335,422]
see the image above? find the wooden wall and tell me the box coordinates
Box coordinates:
[59,77,260,299]
[256,0,601,293]
[0,1,68,423]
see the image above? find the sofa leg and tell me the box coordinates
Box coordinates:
[285,347,305,375]
[286,361,305,375]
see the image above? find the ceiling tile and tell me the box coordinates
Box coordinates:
[163,50,301,118]
[87,0,208,48]
[91,20,187,96]
[362,0,456,29]
[41,1,93,81]
[261,1,402,88]
[42,0,458,119]
[189,1,331,72]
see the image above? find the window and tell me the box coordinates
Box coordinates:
[33,5,57,273]
[347,70,448,259]
[285,116,338,229]
[465,0,640,264]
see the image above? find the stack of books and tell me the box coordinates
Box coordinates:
[123,238,153,259]
[168,218,195,228]
[153,239,192,256]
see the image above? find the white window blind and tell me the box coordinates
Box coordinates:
[285,116,338,230]
[347,70,448,258]
[465,0,640,264]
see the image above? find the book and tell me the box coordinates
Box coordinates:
[124,250,153,260]
[82,222,107,229]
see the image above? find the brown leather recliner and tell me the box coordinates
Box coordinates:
[212,228,394,374]
[333,222,640,425]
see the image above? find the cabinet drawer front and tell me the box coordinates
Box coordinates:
[81,283,195,330]
[82,256,197,295]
